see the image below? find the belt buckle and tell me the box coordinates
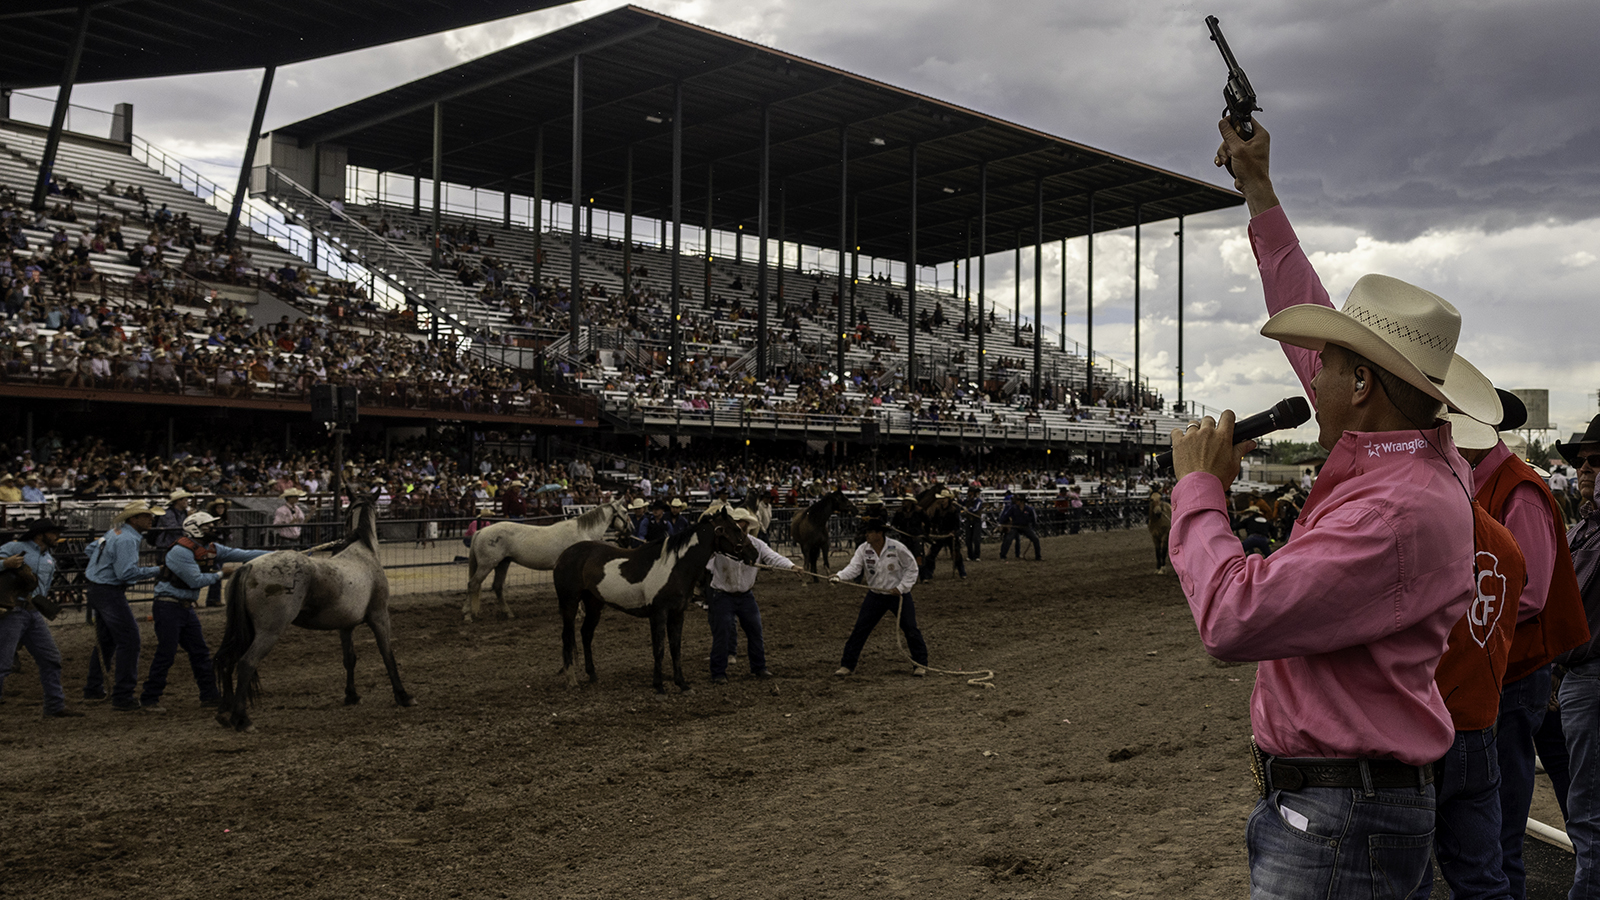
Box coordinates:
[1249,735,1267,798]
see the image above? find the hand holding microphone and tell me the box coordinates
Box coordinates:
[1160,397,1312,483]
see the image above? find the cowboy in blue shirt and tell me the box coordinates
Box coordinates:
[667,498,694,536]
[0,519,81,717]
[84,500,164,711]
[140,512,271,710]
[998,495,1042,561]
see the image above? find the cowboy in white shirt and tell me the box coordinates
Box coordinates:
[831,518,928,677]
[704,508,794,684]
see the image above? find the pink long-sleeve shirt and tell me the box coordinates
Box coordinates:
[1474,440,1557,622]
[1170,205,1476,765]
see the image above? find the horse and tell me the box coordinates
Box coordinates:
[553,509,757,693]
[1147,490,1172,574]
[213,494,413,733]
[792,489,856,581]
[463,497,634,623]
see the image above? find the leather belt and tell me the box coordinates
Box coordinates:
[1250,737,1432,795]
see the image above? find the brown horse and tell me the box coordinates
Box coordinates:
[1147,490,1172,574]
[792,490,856,581]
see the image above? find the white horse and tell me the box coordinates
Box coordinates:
[463,497,634,622]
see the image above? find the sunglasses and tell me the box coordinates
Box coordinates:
[1575,454,1600,470]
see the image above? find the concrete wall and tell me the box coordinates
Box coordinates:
[252,132,347,200]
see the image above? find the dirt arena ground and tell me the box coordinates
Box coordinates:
[0,527,1567,898]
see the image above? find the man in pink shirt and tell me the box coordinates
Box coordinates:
[1169,117,1503,899]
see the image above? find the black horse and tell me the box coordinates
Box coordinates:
[792,489,856,581]
[553,509,756,693]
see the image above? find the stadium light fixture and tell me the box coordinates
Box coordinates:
[869,137,885,146]
[942,187,955,194]
[645,115,663,124]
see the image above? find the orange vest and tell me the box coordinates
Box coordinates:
[1479,454,1589,682]
[1434,503,1524,730]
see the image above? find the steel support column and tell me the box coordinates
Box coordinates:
[836,125,848,377]
[531,127,543,288]
[756,106,771,379]
[906,143,918,383]
[431,102,443,268]
[225,65,275,245]
[1177,215,1185,409]
[963,222,971,336]
[977,161,987,391]
[568,57,582,355]
[502,189,511,229]
[1133,203,1142,406]
[622,144,633,301]
[1060,237,1067,351]
[1086,191,1095,403]
[776,180,786,311]
[412,174,421,214]
[1032,178,1043,403]
[703,163,713,301]
[669,81,683,374]
[30,3,91,212]
[1013,237,1021,347]
[850,196,859,325]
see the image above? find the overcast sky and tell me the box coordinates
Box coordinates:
[15,0,1599,443]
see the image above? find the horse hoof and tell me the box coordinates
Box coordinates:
[345,695,361,706]
[397,695,417,707]
[678,683,693,693]
[462,613,475,625]
[501,610,515,621]
[214,713,231,728]
[241,723,256,734]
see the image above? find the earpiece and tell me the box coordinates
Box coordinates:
[1355,379,1366,390]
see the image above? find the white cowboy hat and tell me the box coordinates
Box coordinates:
[627,498,647,511]
[1445,389,1528,451]
[728,507,760,528]
[669,498,687,510]
[168,489,194,501]
[112,500,165,524]
[936,489,954,499]
[1259,274,1502,424]
[281,487,306,498]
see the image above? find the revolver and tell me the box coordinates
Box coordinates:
[1205,15,1261,142]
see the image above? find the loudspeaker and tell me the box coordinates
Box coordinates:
[310,384,359,426]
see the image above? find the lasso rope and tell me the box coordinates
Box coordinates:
[749,560,997,688]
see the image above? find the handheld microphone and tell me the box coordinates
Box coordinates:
[1155,396,1312,471]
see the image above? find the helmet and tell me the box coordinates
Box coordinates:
[183,511,220,540]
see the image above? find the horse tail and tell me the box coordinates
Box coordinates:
[214,567,261,707]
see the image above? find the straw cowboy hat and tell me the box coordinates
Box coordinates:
[937,489,955,499]
[669,498,687,510]
[627,498,648,511]
[1259,274,1502,425]
[728,507,760,529]
[1444,389,1527,452]
[168,489,195,502]
[281,487,307,498]
[1556,414,1600,466]
[112,500,165,524]
[863,491,884,506]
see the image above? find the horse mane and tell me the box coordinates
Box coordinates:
[576,500,617,526]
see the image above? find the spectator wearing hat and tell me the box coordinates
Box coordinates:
[84,499,165,711]
[998,495,1041,561]
[273,488,307,546]
[141,511,272,710]
[501,481,526,521]
[667,498,692,536]
[962,486,985,560]
[0,519,81,716]
[152,489,193,553]
[919,490,966,581]
[831,517,927,677]
[1551,414,1600,897]
[0,474,20,503]
[636,500,672,546]
[20,474,44,504]
[704,507,795,684]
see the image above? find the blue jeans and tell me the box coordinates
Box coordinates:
[1249,765,1435,899]
[1497,665,1552,899]
[140,598,219,706]
[964,518,983,559]
[1560,665,1600,899]
[840,591,927,671]
[707,588,765,678]
[1411,727,1508,900]
[999,527,1040,559]
[85,583,141,705]
[0,607,66,713]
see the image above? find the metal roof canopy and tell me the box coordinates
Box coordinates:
[0,1,577,88]
[273,5,1242,267]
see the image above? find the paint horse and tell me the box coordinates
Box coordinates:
[463,497,634,623]
[1148,490,1173,574]
[792,489,856,581]
[553,509,756,693]
[214,493,413,733]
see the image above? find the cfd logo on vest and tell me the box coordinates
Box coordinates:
[1470,551,1508,648]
